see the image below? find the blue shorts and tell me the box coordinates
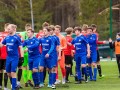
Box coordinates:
[74,54,87,65]
[40,54,56,69]
[6,56,19,73]
[87,51,97,64]
[28,56,40,70]
[51,52,58,67]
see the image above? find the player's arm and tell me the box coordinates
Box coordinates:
[56,37,61,60]
[109,38,115,49]
[83,36,90,57]
[19,46,24,57]
[0,37,6,47]
[45,39,54,58]
[27,39,39,49]
[61,37,67,50]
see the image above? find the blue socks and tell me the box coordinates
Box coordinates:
[32,72,39,85]
[39,72,44,84]
[93,68,97,80]
[12,78,16,90]
[49,73,52,85]
[88,67,93,80]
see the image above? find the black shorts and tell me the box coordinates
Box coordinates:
[0,59,6,70]
[97,50,100,62]
[65,55,73,65]
[18,58,23,67]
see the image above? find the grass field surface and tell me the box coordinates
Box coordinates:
[5,60,120,90]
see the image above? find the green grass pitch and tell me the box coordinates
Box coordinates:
[6,60,120,90]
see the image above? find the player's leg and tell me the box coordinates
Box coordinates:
[3,60,9,90]
[96,50,103,78]
[39,56,45,87]
[0,60,3,89]
[65,55,71,82]
[11,56,19,90]
[70,57,74,76]
[75,55,82,84]
[22,54,28,87]
[116,55,120,77]
[91,52,97,81]
[17,58,23,88]
[59,53,66,84]
[32,56,40,89]
[87,58,93,81]
[81,55,88,83]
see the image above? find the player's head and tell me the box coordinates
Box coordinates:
[25,23,32,31]
[65,27,73,35]
[27,29,34,38]
[7,24,17,35]
[74,26,82,36]
[49,25,55,35]
[116,33,120,39]
[82,24,88,33]
[4,23,10,32]
[43,27,50,37]
[42,22,49,28]
[91,24,97,33]
[87,27,93,35]
[54,25,61,35]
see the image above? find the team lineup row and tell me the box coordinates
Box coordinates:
[0,22,120,90]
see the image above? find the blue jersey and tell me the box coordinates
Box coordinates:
[50,35,60,53]
[2,34,22,56]
[86,34,97,52]
[71,35,88,55]
[39,36,54,55]
[23,37,40,57]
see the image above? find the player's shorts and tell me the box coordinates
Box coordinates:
[6,56,19,73]
[28,56,40,70]
[87,51,97,64]
[22,54,28,67]
[65,55,73,65]
[40,54,55,69]
[96,50,100,62]
[74,54,87,65]
[51,52,58,67]
[0,59,6,70]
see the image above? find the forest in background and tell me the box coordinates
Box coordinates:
[0,0,119,40]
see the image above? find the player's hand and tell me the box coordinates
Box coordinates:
[58,56,61,61]
[45,54,49,58]
[24,48,28,53]
[19,57,24,63]
[103,40,106,44]
[87,53,90,58]
[109,38,112,42]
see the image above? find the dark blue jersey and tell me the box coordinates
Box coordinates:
[39,36,54,55]
[23,37,40,57]
[71,35,88,55]
[2,34,22,56]
[86,34,97,52]
[50,35,60,53]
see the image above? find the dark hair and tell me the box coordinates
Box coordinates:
[91,24,97,28]
[74,26,82,32]
[42,22,49,28]
[44,26,51,32]
[65,27,73,34]
[87,27,93,31]
[27,29,34,33]
[117,33,120,36]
